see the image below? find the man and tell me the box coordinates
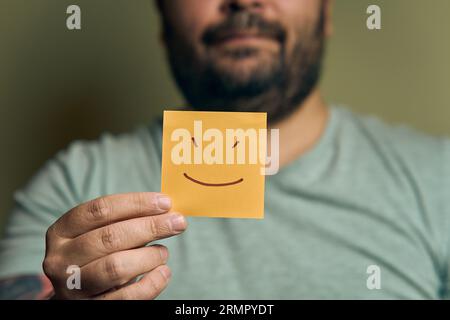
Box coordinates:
[1,0,449,299]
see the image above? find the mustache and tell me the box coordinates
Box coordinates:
[202,12,287,46]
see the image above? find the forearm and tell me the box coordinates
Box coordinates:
[0,274,54,300]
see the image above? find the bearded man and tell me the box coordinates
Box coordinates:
[1,0,449,300]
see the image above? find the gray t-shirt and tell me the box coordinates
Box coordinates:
[1,106,450,299]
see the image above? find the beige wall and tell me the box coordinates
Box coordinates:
[1,0,450,231]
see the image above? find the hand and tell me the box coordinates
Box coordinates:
[43,192,187,299]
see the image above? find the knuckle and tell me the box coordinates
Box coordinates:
[148,193,160,210]
[147,275,163,295]
[42,255,61,278]
[154,245,168,264]
[100,226,120,251]
[87,197,110,221]
[120,288,135,300]
[45,224,56,243]
[42,258,52,277]
[132,192,145,213]
[45,224,65,251]
[133,192,157,213]
[103,256,123,282]
[146,217,161,237]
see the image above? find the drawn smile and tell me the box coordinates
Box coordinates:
[183,173,244,187]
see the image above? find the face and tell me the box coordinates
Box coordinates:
[159,0,332,123]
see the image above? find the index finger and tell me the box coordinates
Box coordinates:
[54,192,172,238]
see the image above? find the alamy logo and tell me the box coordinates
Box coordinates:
[366,265,381,290]
[367,5,382,30]
[171,121,279,175]
[66,5,81,30]
[66,265,81,290]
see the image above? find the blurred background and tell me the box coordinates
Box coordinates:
[1,0,450,232]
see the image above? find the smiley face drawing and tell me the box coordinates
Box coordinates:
[183,137,244,187]
[161,110,266,219]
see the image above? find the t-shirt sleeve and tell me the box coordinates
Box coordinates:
[0,141,94,278]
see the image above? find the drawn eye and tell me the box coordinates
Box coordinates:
[232,139,239,149]
[191,136,198,147]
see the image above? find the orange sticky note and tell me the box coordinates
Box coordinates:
[161,110,267,219]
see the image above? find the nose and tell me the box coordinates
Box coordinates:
[222,0,265,14]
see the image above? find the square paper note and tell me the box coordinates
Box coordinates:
[161,110,267,219]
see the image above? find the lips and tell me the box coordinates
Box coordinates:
[183,173,244,187]
[205,29,281,47]
[217,31,271,43]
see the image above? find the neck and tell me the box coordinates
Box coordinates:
[269,89,329,169]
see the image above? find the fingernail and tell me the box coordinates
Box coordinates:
[159,246,169,263]
[159,266,171,280]
[170,214,186,232]
[157,195,171,210]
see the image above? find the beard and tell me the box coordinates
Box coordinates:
[163,9,325,124]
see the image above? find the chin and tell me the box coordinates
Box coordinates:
[219,59,262,79]
[211,51,280,82]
